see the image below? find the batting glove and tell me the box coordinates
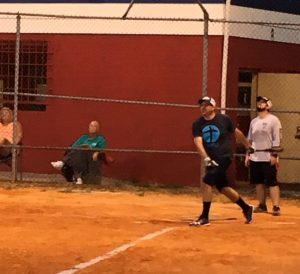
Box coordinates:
[204,157,219,167]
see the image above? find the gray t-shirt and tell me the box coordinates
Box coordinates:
[248,113,282,162]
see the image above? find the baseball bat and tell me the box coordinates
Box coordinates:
[253,147,283,153]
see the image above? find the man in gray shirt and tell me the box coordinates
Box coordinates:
[245,96,282,216]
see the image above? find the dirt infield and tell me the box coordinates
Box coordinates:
[0,185,299,274]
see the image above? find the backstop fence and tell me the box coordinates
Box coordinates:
[0,3,299,186]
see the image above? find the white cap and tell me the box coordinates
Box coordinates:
[198,96,216,107]
[257,96,272,109]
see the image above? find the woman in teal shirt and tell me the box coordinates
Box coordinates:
[51,120,107,184]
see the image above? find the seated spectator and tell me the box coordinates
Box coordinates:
[51,120,110,184]
[0,107,23,161]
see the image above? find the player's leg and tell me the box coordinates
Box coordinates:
[189,182,212,226]
[201,182,213,218]
[265,164,281,216]
[190,165,217,227]
[254,184,268,212]
[216,158,253,224]
[220,186,239,201]
[220,186,254,224]
[249,161,268,213]
[270,186,280,215]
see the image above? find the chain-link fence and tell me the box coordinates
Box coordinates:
[211,7,300,185]
[0,2,299,187]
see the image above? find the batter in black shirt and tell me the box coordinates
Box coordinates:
[189,96,254,227]
[192,113,235,161]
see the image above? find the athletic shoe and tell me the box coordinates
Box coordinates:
[243,205,254,224]
[75,178,83,185]
[51,161,64,170]
[189,217,210,226]
[254,204,268,213]
[272,206,281,216]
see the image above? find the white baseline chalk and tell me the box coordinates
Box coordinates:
[57,227,176,274]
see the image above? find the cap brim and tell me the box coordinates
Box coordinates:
[198,99,211,105]
[256,96,269,102]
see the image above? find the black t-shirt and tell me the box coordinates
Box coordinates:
[192,113,236,160]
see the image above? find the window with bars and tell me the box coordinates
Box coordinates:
[0,40,48,111]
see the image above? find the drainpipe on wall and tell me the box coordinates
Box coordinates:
[220,0,231,113]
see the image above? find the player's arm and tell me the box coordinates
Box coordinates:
[271,118,282,151]
[225,115,252,150]
[244,139,252,167]
[194,136,218,167]
[270,118,282,166]
[235,128,252,149]
[193,136,208,158]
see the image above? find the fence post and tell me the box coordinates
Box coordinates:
[220,0,231,114]
[12,13,21,183]
[197,0,209,97]
[197,1,209,188]
[122,0,135,19]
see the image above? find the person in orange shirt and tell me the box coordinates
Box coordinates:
[0,107,23,159]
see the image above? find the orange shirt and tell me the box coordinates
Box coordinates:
[0,122,13,143]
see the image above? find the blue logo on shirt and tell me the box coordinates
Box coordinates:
[202,125,220,144]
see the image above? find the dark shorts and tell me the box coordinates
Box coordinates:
[249,161,278,187]
[0,139,13,159]
[203,157,232,191]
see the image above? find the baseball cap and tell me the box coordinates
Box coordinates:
[256,96,270,102]
[256,96,272,108]
[198,96,216,107]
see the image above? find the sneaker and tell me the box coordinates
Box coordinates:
[243,205,254,224]
[189,217,210,227]
[272,206,281,216]
[75,178,83,185]
[254,204,268,213]
[51,161,64,170]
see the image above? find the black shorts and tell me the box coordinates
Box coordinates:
[249,161,278,187]
[203,157,231,191]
